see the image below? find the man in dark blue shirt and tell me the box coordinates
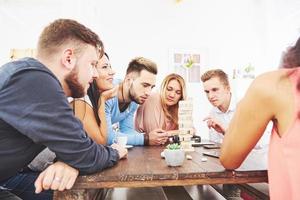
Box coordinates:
[0,19,127,200]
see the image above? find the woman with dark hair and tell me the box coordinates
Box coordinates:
[220,36,300,200]
[71,53,118,144]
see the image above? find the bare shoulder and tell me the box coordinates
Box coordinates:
[249,70,288,99]
[252,70,283,86]
[70,99,92,109]
[70,99,93,120]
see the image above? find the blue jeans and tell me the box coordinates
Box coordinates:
[0,171,53,200]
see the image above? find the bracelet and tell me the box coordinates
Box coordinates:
[144,134,149,146]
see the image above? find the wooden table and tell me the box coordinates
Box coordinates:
[54,145,268,199]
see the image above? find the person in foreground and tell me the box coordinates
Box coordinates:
[0,19,127,200]
[105,57,169,145]
[29,53,118,172]
[135,73,187,136]
[220,36,300,200]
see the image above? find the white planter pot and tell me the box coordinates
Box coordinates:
[163,149,185,167]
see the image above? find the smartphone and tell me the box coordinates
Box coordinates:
[192,143,201,147]
[192,141,216,147]
[202,151,220,158]
[203,144,221,149]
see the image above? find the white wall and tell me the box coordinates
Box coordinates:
[265,0,300,69]
[1,0,299,139]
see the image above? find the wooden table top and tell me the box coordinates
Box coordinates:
[71,145,268,189]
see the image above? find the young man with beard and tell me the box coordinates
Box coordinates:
[201,69,235,143]
[105,57,169,146]
[0,19,127,200]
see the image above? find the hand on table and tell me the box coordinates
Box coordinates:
[149,128,169,145]
[111,143,128,159]
[34,161,79,193]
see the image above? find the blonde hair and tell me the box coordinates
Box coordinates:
[160,73,187,129]
[201,69,229,87]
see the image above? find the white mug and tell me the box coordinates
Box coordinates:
[116,136,127,146]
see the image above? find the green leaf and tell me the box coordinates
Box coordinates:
[167,143,181,150]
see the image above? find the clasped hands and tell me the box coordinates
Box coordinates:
[148,128,171,145]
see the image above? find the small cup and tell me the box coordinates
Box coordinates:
[116,136,128,147]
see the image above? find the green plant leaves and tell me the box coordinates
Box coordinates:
[166,143,181,150]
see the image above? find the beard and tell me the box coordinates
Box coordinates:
[65,66,85,98]
[128,84,139,104]
[128,84,145,104]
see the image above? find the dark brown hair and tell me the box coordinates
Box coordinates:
[281,36,300,118]
[37,19,104,58]
[87,53,109,125]
[281,37,300,69]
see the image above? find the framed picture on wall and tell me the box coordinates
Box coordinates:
[169,48,208,83]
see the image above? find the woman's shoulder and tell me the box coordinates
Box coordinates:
[70,95,93,108]
[138,92,161,111]
[148,92,160,101]
[146,92,162,106]
[253,69,292,89]
[247,69,293,103]
[256,67,300,80]
[254,69,282,82]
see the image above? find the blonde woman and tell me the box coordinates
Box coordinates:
[135,73,186,135]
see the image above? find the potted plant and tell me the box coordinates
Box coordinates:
[163,143,185,167]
